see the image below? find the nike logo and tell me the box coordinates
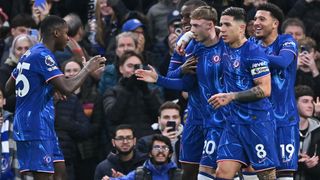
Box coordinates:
[185,53,193,57]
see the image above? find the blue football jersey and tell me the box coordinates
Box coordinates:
[11,43,63,141]
[222,41,272,124]
[252,35,299,126]
[193,39,226,128]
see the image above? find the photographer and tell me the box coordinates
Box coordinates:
[103,51,162,139]
[296,37,320,97]
[136,101,183,167]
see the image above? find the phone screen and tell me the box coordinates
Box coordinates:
[166,121,176,132]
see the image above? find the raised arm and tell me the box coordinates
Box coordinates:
[50,56,106,95]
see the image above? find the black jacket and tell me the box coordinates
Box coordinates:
[103,76,161,138]
[55,95,98,162]
[296,118,320,180]
[94,150,148,180]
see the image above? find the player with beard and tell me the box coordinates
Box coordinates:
[103,134,182,180]
[95,124,148,180]
[251,3,299,180]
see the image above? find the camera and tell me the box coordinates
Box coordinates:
[134,64,149,70]
[173,21,183,36]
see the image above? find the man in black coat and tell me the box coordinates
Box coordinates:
[94,124,148,180]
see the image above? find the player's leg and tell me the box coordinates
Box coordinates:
[16,140,56,180]
[243,119,279,180]
[215,160,242,179]
[215,123,247,179]
[53,137,67,180]
[198,128,223,180]
[179,124,204,180]
[53,162,67,180]
[275,125,299,180]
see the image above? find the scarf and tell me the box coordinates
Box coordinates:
[1,113,14,179]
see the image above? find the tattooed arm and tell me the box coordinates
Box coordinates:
[208,74,271,108]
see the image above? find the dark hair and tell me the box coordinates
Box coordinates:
[118,50,144,66]
[159,101,181,116]
[190,6,218,25]
[281,18,305,34]
[60,59,84,73]
[11,13,36,29]
[221,7,246,23]
[113,124,135,138]
[149,134,174,154]
[184,0,207,7]
[40,15,67,38]
[63,13,83,37]
[295,85,314,100]
[256,3,284,28]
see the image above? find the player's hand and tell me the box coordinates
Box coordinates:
[135,65,158,83]
[208,93,235,109]
[111,168,124,178]
[84,55,106,72]
[181,56,197,74]
[54,91,67,101]
[314,97,320,118]
[176,31,194,55]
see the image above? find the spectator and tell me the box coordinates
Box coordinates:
[87,0,128,55]
[0,13,36,65]
[147,0,180,46]
[102,134,183,180]
[121,18,161,69]
[136,101,183,166]
[281,18,306,41]
[103,50,161,139]
[94,124,148,180]
[296,37,320,97]
[98,31,138,94]
[0,34,35,112]
[295,85,320,180]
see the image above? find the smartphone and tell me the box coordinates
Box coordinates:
[166,121,176,132]
[134,64,150,70]
[34,0,46,7]
[300,45,311,54]
[173,22,182,35]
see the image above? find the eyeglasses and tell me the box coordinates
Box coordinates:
[114,136,134,142]
[152,145,170,152]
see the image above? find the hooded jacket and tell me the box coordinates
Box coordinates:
[295,118,320,180]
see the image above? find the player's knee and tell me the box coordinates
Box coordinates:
[256,168,276,180]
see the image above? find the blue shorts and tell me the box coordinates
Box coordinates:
[200,127,223,169]
[16,138,64,173]
[179,123,205,164]
[217,120,279,171]
[276,124,299,171]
